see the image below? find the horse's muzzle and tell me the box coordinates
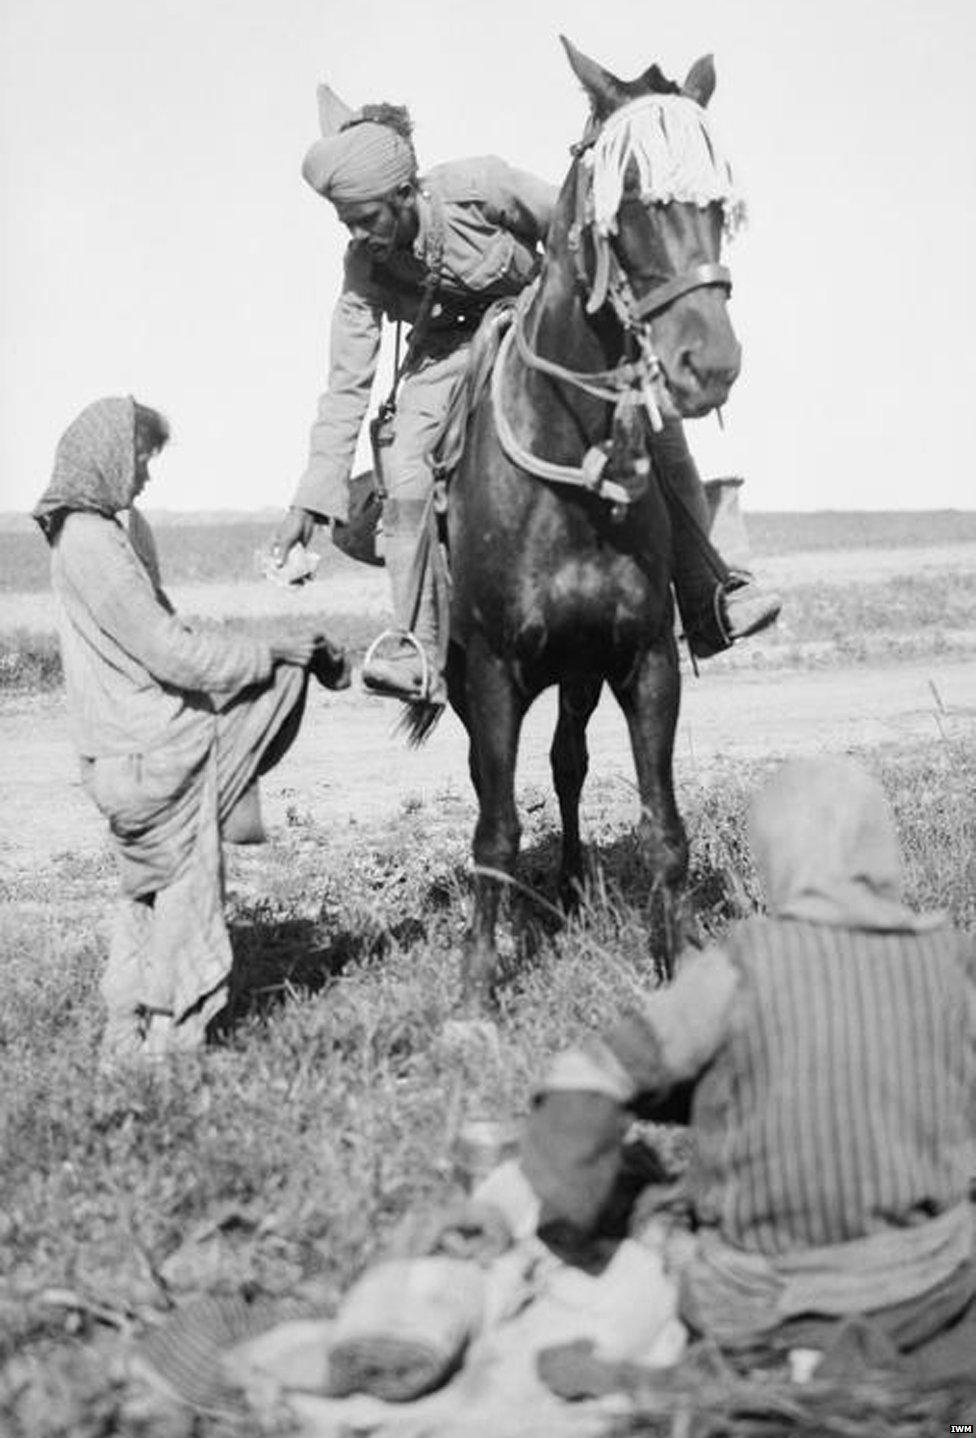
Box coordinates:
[666,343,741,417]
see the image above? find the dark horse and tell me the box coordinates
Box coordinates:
[444,39,742,1012]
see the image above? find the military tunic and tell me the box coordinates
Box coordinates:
[292,155,557,527]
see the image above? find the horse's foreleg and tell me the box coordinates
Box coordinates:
[610,640,688,979]
[461,640,525,1013]
[446,642,482,799]
[551,678,603,908]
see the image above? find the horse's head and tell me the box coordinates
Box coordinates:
[561,38,742,418]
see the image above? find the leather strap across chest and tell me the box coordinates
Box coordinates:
[375,189,448,415]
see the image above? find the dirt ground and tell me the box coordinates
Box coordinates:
[2,653,974,886]
[3,538,975,884]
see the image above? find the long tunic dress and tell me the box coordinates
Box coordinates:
[52,507,308,1054]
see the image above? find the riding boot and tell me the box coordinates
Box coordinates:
[361,524,441,701]
[651,422,781,658]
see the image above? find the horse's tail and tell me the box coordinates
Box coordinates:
[394,699,445,748]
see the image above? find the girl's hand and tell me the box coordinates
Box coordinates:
[270,636,315,667]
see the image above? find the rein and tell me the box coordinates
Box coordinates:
[491,316,635,507]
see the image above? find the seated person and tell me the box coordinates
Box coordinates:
[515,757,976,1371]
[33,396,348,1065]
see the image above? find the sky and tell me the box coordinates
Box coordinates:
[2,0,975,516]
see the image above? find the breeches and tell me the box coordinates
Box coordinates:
[381,342,472,539]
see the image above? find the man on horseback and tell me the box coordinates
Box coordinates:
[271,96,779,700]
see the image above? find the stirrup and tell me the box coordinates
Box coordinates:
[682,571,767,664]
[712,581,734,650]
[716,573,781,645]
[714,567,751,645]
[361,628,433,701]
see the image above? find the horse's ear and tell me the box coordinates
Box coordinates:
[560,35,627,119]
[682,55,716,108]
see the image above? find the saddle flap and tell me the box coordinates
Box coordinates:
[427,301,518,481]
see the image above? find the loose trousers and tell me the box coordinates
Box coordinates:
[97,663,309,1058]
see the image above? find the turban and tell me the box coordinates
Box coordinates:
[302,120,417,204]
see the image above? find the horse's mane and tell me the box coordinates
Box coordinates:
[626,64,681,98]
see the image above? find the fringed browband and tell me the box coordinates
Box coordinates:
[585,94,741,236]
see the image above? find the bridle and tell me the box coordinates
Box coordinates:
[569,136,732,325]
[493,97,733,503]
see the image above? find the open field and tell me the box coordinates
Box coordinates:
[4,510,976,692]
[5,507,976,593]
[1,512,975,1435]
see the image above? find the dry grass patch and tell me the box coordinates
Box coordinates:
[1,740,973,1436]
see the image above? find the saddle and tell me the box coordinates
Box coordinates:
[428,298,517,488]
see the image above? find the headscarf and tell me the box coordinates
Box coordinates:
[33,396,137,543]
[747,756,943,933]
[302,119,417,204]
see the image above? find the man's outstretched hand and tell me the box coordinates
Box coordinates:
[270,507,318,567]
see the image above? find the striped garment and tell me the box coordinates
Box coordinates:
[526,758,976,1345]
[688,916,976,1256]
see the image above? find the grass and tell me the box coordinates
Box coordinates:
[0,629,63,692]
[3,565,976,695]
[0,522,280,595]
[1,739,974,1436]
[2,509,975,1432]
[747,508,976,556]
[0,614,380,696]
[3,507,976,694]
[771,571,976,647]
[4,509,976,594]
[708,569,976,674]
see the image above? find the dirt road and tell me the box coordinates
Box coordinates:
[2,657,973,883]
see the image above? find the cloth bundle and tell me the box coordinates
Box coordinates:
[258,541,321,587]
[326,1256,486,1401]
[517,1234,687,1374]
